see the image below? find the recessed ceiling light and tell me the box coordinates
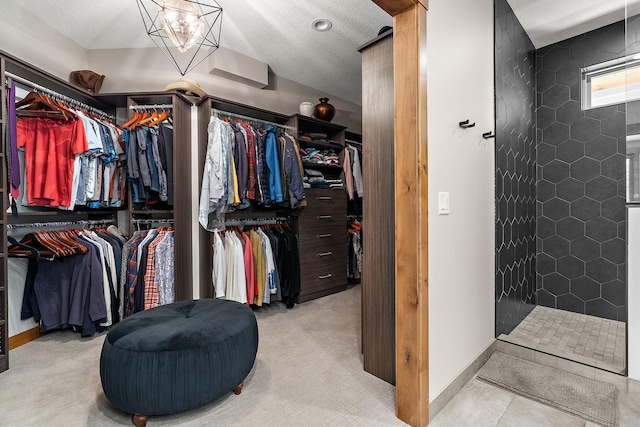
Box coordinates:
[311,19,332,32]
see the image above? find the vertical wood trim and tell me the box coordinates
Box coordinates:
[198,102,214,299]
[172,95,193,301]
[393,4,429,427]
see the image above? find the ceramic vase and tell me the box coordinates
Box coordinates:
[314,98,335,122]
[299,101,314,117]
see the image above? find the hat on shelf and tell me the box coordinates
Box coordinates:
[69,70,105,93]
[164,78,207,99]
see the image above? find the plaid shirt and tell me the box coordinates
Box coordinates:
[243,124,258,200]
[143,231,166,310]
[123,230,149,318]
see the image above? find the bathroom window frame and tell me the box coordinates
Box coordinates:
[581,54,640,110]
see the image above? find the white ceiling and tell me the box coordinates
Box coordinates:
[11,1,640,104]
[507,0,640,48]
[9,0,392,105]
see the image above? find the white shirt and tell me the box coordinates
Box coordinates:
[212,231,226,298]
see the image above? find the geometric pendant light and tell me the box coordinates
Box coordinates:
[136,0,223,76]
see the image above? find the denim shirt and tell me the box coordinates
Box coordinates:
[262,124,283,204]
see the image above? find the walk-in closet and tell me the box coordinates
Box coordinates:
[5,1,640,426]
[0,4,384,412]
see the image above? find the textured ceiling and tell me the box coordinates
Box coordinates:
[9,0,392,105]
[507,0,640,48]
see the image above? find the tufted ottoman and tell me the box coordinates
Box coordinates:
[100,299,258,427]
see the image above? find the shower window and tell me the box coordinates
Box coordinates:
[581,54,640,110]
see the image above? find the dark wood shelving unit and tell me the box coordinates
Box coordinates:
[0,56,8,373]
[288,115,348,303]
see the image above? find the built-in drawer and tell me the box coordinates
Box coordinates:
[300,261,347,293]
[296,187,347,302]
[304,189,346,214]
[298,211,345,229]
[297,222,343,246]
[299,243,347,268]
[298,235,345,255]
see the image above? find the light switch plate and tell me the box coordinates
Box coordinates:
[438,192,450,215]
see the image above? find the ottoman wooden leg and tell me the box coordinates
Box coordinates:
[233,382,244,395]
[133,414,148,427]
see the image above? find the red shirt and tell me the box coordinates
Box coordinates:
[17,117,88,207]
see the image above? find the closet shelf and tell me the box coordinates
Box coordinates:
[302,160,341,170]
[131,209,174,215]
[299,140,343,151]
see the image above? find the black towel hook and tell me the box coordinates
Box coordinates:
[483,131,496,139]
[459,119,476,129]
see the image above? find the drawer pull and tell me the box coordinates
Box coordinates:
[317,215,332,219]
[318,274,333,279]
[318,252,333,257]
[317,196,332,201]
[317,233,333,238]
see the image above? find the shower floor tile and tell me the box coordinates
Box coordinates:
[499,306,626,374]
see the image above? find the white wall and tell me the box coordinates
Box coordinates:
[427,0,496,401]
[0,1,87,78]
[87,48,362,132]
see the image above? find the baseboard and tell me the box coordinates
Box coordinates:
[429,340,497,421]
[9,326,43,350]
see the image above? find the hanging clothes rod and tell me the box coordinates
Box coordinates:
[5,71,116,121]
[130,104,174,110]
[131,218,175,224]
[345,139,362,146]
[212,108,294,131]
[7,218,116,230]
[222,216,289,226]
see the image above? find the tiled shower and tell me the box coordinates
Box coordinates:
[495,0,632,373]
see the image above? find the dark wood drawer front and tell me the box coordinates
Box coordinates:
[299,212,345,229]
[300,244,347,269]
[300,261,347,293]
[298,236,345,255]
[298,223,344,246]
[304,189,346,214]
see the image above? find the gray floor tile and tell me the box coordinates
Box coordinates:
[429,379,514,427]
[497,396,586,427]
[504,306,625,372]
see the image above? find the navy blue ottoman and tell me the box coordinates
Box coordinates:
[100,299,258,427]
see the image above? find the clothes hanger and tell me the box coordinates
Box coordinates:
[136,110,160,127]
[147,110,169,127]
[8,236,43,258]
[15,91,74,121]
[57,229,89,254]
[20,232,64,257]
[123,112,142,128]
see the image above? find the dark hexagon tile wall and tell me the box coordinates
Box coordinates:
[536,20,628,321]
[495,0,537,336]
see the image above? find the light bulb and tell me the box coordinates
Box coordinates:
[158,0,205,53]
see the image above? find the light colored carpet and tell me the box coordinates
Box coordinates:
[0,285,405,426]
[477,352,619,427]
